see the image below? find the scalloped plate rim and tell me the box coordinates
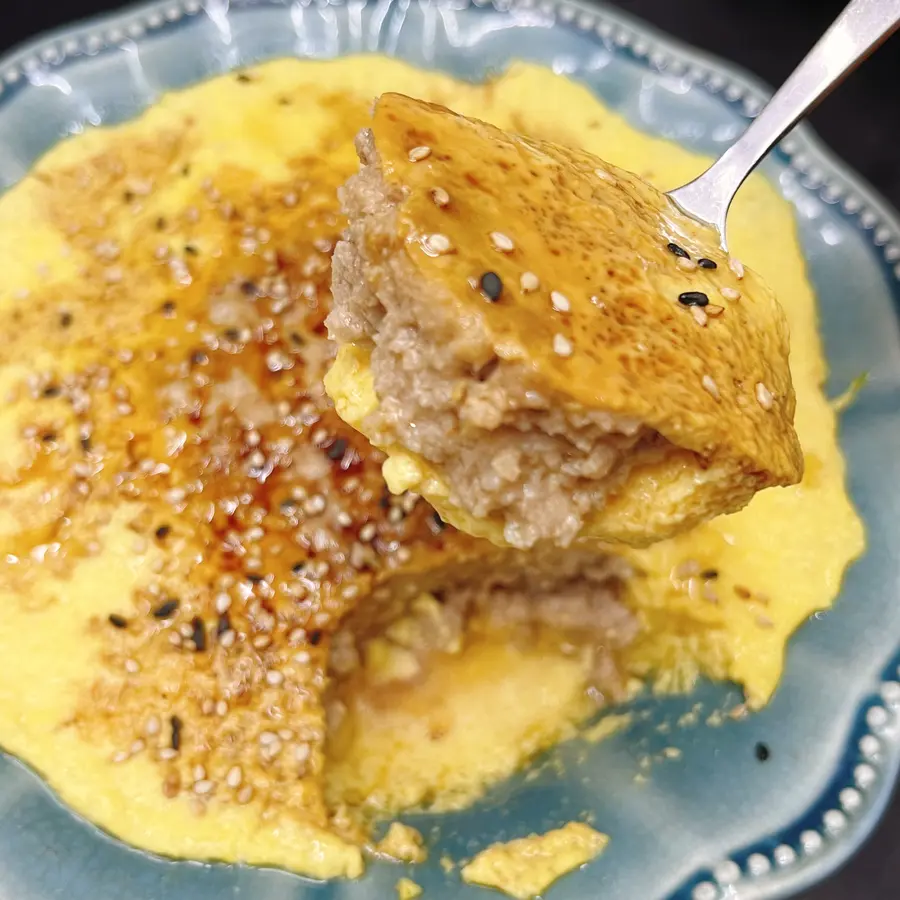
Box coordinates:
[0,2,898,900]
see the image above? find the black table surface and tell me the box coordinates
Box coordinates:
[2,1,898,898]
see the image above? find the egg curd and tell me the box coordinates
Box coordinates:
[0,55,862,894]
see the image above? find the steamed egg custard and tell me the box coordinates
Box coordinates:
[0,55,862,885]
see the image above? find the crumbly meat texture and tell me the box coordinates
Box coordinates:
[329,131,675,548]
[326,94,805,551]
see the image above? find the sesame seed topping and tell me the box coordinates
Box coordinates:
[152,599,179,618]
[678,291,709,307]
[408,146,432,162]
[424,233,452,256]
[698,258,717,269]
[729,257,745,279]
[702,375,720,399]
[677,257,698,272]
[666,242,690,259]
[691,306,708,327]
[108,614,128,629]
[720,287,741,301]
[520,271,540,293]
[553,334,573,357]
[226,766,243,788]
[479,272,503,302]
[550,291,571,313]
[431,187,450,207]
[594,167,615,183]
[705,304,725,317]
[266,670,285,686]
[193,779,215,795]
[489,231,515,253]
[756,382,774,410]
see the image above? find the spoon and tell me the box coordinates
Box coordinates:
[667,0,900,249]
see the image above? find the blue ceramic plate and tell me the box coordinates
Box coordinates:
[2,2,900,899]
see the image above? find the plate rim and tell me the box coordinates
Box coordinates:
[1,2,899,899]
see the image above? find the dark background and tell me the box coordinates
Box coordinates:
[2,0,899,897]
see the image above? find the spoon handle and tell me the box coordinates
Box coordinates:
[668,0,900,242]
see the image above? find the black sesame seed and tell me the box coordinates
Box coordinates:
[42,431,57,443]
[240,280,258,297]
[217,612,231,636]
[246,573,264,584]
[327,439,348,461]
[170,715,183,751]
[379,490,392,510]
[123,190,135,204]
[191,616,207,652]
[108,614,128,629]
[42,385,61,398]
[236,72,252,83]
[280,498,298,513]
[189,351,207,366]
[289,332,305,346]
[309,630,322,646]
[701,569,719,580]
[755,742,771,762]
[291,562,306,575]
[155,525,171,540]
[698,258,718,269]
[479,271,503,302]
[60,312,73,328]
[432,511,447,532]
[223,328,240,341]
[153,599,179,619]
[184,244,199,257]
[161,300,176,316]
[667,242,690,259]
[678,291,709,307]
[80,436,93,452]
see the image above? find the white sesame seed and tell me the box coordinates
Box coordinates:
[702,375,720,399]
[431,187,450,207]
[216,700,228,716]
[691,306,708,327]
[237,785,254,804]
[193,779,215,795]
[193,764,207,781]
[729,257,745,279]
[215,593,232,614]
[359,523,376,542]
[720,287,741,301]
[305,494,326,515]
[226,766,243,788]
[756,381,774,410]
[259,730,279,745]
[408,146,431,162]
[489,231,515,253]
[294,742,311,763]
[112,750,130,764]
[201,698,214,715]
[145,716,161,737]
[677,257,698,272]
[129,740,146,755]
[550,291,571,313]
[336,511,353,528]
[553,334,573,357]
[124,659,140,674]
[266,670,285,686]
[594,167,615,183]
[219,630,235,649]
[424,233,452,255]
[520,271,540,293]
[158,748,178,761]
[705,304,725,317]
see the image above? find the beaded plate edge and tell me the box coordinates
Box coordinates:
[1,2,900,899]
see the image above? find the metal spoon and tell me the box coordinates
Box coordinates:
[667,0,900,248]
